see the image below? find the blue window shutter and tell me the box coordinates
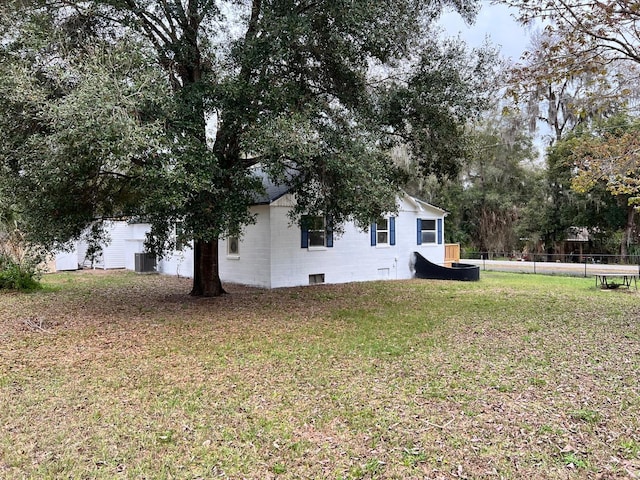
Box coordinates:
[301,224,309,248]
[390,217,396,246]
[416,218,422,245]
[370,223,377,246]
[326,217,334,248]
[437,218,443,245]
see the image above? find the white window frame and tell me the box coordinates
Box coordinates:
[421,219,437,244]
[376,217,389,246]
[227,236,240,258]
[307,216,326,248]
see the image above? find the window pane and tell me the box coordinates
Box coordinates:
[377,232,388,244]
[228,237,239,255]
[303,215,324,230]
[423,219,436,230]
[311,217,325,230]
[309,231,325,247]
[376,218,388,231]
[422,232,436,244]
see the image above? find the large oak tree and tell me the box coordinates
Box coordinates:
[1,0,491,295]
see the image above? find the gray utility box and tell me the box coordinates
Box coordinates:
[134,253,157,273]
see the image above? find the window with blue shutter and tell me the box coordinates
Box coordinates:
[301,215,333,248]
[390,216,396,246]
[372,217,392,246]
[326,218,334,247]
[418,218,437,244]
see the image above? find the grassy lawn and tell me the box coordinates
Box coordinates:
[1,271,639,479]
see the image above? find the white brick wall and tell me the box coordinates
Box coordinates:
[219,194,446,288]
[219,205,272,287]
[89,221,129,269]
[269,197,443,288]
[62,194,446,289]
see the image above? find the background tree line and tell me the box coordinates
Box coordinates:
[412,0,640,261]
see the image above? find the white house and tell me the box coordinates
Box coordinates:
[211,191,446,288]
[56,183,448,288]
[55,221,140,271]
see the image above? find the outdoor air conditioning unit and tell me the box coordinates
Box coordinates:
[134,253,157,273]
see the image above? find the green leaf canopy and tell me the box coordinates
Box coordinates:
[0,0,493,294]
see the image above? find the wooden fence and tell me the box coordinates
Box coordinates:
[444,243,460,267]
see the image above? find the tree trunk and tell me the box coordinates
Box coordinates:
[621,204,635,261]
[190,238,226,297]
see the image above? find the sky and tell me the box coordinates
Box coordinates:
[439,2,535,63]
[440,2,552,156]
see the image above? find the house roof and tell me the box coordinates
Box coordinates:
[250,167,293,205]
[405,193,448,216]
[249,167,448,217]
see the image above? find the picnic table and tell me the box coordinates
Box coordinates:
[595,273,638,290]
